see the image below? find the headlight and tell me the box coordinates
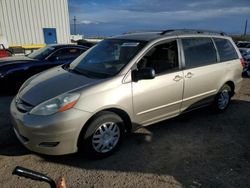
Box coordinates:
[30,93,80,115]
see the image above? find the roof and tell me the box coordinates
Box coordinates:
[113,32,162,41]
[112,29,227,42]
[47,44,89,49]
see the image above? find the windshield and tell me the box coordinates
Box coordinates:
[69,39,147,78]
[27,46,55,60]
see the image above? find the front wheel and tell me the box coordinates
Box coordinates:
[80,111,125,159]
[212,84,232,112]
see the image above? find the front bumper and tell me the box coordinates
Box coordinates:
[10,97,92,155]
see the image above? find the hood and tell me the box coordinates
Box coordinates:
[18,66,100,106]
[0,56,35,67]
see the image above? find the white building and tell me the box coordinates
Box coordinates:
[0,0,70,47]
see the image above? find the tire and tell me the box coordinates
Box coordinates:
[247,70,250,78]
[80,111,125,159]
[212,84,232,112]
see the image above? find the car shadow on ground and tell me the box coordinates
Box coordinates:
[1,97,250,187]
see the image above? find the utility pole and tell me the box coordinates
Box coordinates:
[73,16,77,35]
[244,19,248,36]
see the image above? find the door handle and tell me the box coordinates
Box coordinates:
[173,75,183,81]
[185,72,194,78]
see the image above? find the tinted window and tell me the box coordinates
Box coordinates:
[237,42,250,48]
[51,48,83,60]
[182,38,217,68]
[214,38,238,62]
[138,40,179,74]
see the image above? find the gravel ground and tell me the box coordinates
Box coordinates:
[0,78,250,188]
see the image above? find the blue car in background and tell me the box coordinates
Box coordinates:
[0,44,88,93]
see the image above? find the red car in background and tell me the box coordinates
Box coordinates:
[0,44,12,58]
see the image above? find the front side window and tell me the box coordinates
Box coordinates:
[214,38,238,62]
[137,40,179,74]
[182,38,217,68]
[69,39,147,78]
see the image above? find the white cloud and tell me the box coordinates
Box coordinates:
[171,7,250,21]
[187,0,223,8]
[79,20,102,25]
[73,6,250,25]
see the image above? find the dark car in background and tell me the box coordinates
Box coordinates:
[0,44,88,93]
[237,41,250,50]
[237,42,250,77]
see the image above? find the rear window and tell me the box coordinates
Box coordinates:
[214,38,238,62]
[182,38,217,68]
[237,42,250,48]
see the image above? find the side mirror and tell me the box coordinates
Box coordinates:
[132,67,155,81]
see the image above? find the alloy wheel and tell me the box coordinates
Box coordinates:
[217,89,230,110]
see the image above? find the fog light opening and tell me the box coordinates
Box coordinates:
[39,142,60,147]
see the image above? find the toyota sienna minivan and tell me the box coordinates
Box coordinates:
[10,29,243,158]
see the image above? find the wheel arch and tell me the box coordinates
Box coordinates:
[224,80,235,96]
[77,108,132,148]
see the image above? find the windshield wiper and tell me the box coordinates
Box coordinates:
[65,64,112,79]
[70,68,83,75]
[68,67,94,78]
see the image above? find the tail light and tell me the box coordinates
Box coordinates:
[0,50,11,58]
[240,58,246,67]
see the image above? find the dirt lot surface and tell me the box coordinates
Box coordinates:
[0,79,250,188]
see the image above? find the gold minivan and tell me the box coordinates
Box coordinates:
[10,30,243,158]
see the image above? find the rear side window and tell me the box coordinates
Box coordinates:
[182,38,217,68]
[51,48,82,60]
[214,38,238,62]
[237,42,250,48]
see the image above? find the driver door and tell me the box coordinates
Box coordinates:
[132,39,184,125]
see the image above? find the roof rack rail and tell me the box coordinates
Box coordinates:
[160,29,226,36]
[123,30,160,35]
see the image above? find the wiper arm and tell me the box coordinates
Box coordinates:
[70,68,83,75]
[66,66,112,79]
[68,67,93,78]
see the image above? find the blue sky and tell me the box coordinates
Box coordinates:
[68,0,250,37]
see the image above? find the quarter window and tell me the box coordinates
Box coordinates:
[214,38,238,62]
[182,38,217,68]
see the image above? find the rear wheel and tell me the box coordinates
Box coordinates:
[212,84,232,112]
[80,111,125,158]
